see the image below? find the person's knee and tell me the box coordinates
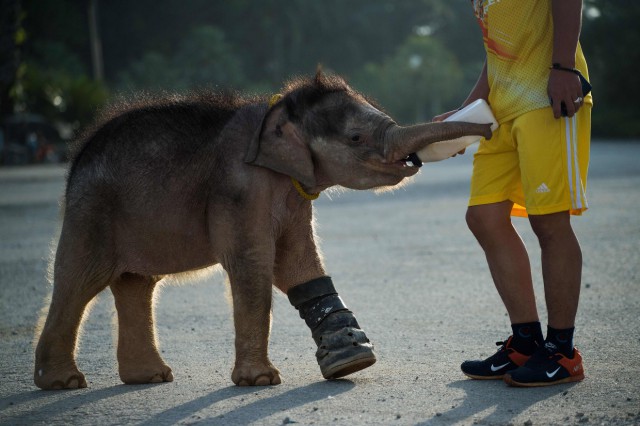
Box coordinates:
[465,207,484,236]
[529,212,572,245]
[466,204,510,237]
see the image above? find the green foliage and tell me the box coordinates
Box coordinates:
[581,0,640,137]
[18,41,108,130]
[117,26,245,92]
[20,65,108,130]
[63,76,109,128]
[174,26,245,89]
[353,35,465,124]
[7,0,640,138]
[117,52,179,92]
[31,40,86,78]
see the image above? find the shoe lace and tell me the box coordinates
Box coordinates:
[495,337,513,350]
[493,339,512,356]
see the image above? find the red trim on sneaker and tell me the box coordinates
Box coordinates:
[507,350,530,367]
[558,348,584,379]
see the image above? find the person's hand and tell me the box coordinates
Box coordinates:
[432,109,467,156]
[432,109,459,123]
[548,68,584,118]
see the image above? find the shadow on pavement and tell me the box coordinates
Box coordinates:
[416,379,578,425]
[140,380,355,425]
[0,384,146,425]
[1,380,355,425]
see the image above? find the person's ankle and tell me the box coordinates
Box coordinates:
[546,325,575,358]
[510,321,544,355]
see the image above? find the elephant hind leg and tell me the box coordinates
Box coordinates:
[34,286,95,390]
[34,226,114,390]
[110,273,173,384]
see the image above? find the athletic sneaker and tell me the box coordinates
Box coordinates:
[503,341,584,387]
[461,336,531,380]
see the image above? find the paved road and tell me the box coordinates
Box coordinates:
[1,140,639,425]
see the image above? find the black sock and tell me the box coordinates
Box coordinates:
[510,321,544,355]
[546,326,575,358]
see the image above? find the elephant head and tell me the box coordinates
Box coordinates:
[245,71,492,193]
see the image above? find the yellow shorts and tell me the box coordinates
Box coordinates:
[469,105,591,217]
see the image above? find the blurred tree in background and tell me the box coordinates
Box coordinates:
[5,0,109,137]
[117,25,245,92]
[0,0,638,146]
[581,0,640,137]
[0,0,22,118]
[354,35,465,124]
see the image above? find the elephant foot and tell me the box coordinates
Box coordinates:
[118,355,174,384]
[313,311,376,379]
[232,361,282,386]
[34,362,87,390]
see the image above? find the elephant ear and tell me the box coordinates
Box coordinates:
[245,101,316,188]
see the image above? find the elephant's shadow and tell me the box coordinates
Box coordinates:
[142,380,355,425]
[0,380,355,425]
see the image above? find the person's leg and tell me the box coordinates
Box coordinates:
[461,119,545,380]
[504,230,585,387]
[502,108,589,387]
[460,200,544,380]
[528,211,582,330]
[466,200,539,324]
[514,108,588,348]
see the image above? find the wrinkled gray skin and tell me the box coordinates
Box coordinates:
[33,72,492,389]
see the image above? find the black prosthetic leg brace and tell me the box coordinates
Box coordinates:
[288,276,376,379]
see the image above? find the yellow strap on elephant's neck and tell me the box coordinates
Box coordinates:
[291,177,320,201]
[269,94,283,108]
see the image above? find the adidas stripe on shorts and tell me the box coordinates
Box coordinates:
[469,105,591,217]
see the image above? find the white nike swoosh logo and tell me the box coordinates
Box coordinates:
[490,362,510,372]
[546,367,562,378]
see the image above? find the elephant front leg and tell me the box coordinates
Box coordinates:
[110,273,173,384]
[227,268,281,386]
[287,276,377,379]
[272,212,376,380]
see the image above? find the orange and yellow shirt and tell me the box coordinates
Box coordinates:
[471,0,591,123]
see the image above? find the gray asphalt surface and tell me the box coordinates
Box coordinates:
[1,140,639,425]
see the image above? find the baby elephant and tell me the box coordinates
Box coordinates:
[34,71,491,389]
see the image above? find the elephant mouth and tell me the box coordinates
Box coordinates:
[402,153,423,168]
[377,156,422,177]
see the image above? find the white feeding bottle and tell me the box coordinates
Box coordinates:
[411,99,499,165]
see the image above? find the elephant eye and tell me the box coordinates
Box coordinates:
[351,135,360,142]
[275,124,283,137]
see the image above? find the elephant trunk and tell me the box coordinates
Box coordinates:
[383,121,493,163]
